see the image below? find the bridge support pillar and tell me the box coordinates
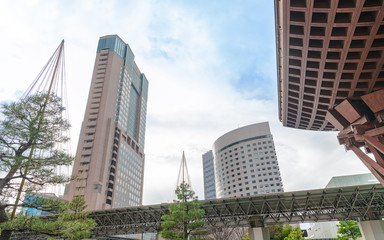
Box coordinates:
[359,220,384,240]
[248,217,270,240]
[155,233,166,240]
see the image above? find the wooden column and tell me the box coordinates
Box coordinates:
[326,90,384,185]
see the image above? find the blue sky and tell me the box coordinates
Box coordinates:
[0,0,368,205]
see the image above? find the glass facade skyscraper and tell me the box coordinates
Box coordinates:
[64,35,148,210]
[202,150,216,199]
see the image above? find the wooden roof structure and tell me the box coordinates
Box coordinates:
[275,0,384,131]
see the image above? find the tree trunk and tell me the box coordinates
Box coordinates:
[0,206,8,224]
[0,205,12,240]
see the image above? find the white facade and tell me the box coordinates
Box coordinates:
[212,122,283,198]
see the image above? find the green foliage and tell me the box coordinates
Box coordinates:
[283,227,304,240]
[242,232,249,240]
[268,224,290,240]
[160,182,209,240]
[0,92,74,238]
[0,93,73,212]
[23,194,67,214]
[1,196,96,240]
[267,224,304,240]
[336,220,362,240]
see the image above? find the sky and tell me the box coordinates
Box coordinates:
[0,0,370,205]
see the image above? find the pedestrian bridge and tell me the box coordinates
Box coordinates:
[13,184,384,239]
[91,184,384,236]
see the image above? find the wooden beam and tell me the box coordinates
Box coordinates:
[350,145,384,185]
[326,109,349,131]
[367,142,384,168]
[364,125,384,137]
[361,89,384,113]
[335,99,367,124]
[363,135,384,155]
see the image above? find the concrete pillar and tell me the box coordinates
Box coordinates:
[248,217,270,240]
[249,227,270,240]
[359,220,384,240]
[156,233,166,240]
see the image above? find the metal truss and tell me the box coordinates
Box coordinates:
[12,184,384,238]
[201,184,384,226]
[90,184,384,236]
[91,206,168,236]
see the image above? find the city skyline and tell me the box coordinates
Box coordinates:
[0,1,369,205]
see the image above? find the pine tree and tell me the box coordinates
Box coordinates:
[0,93,73,238]
[1,196,96,240]
[160,182,208,240]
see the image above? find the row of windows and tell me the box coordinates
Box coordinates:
[116,68,131,129]
[220,141,273,155]
[216,135,272,154]
[221,176,281,185]
[224,188,282,197]
[217,172,281,189]
[219,145,274,158]
[217,165,280,179]
[217,151,275,164]
[219,160,277,169]
[216,156,276,171]
[225,181,281,189]
[78,169,88,174]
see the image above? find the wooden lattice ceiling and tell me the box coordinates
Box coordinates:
[276,0,384,130]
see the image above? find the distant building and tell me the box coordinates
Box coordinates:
[22,193,60,216]
[202,150,216,199]
[325,173,379,188]
[202,122,283,199]
[64,35,148,210]
[307,173,378,239]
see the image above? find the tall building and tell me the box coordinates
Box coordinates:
[64,35,148,210]
[202,150,216,200]
[202,122,283,199]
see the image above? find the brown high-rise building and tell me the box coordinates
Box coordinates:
[64,35,148,210]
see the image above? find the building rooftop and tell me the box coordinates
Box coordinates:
[325,173,379,188]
